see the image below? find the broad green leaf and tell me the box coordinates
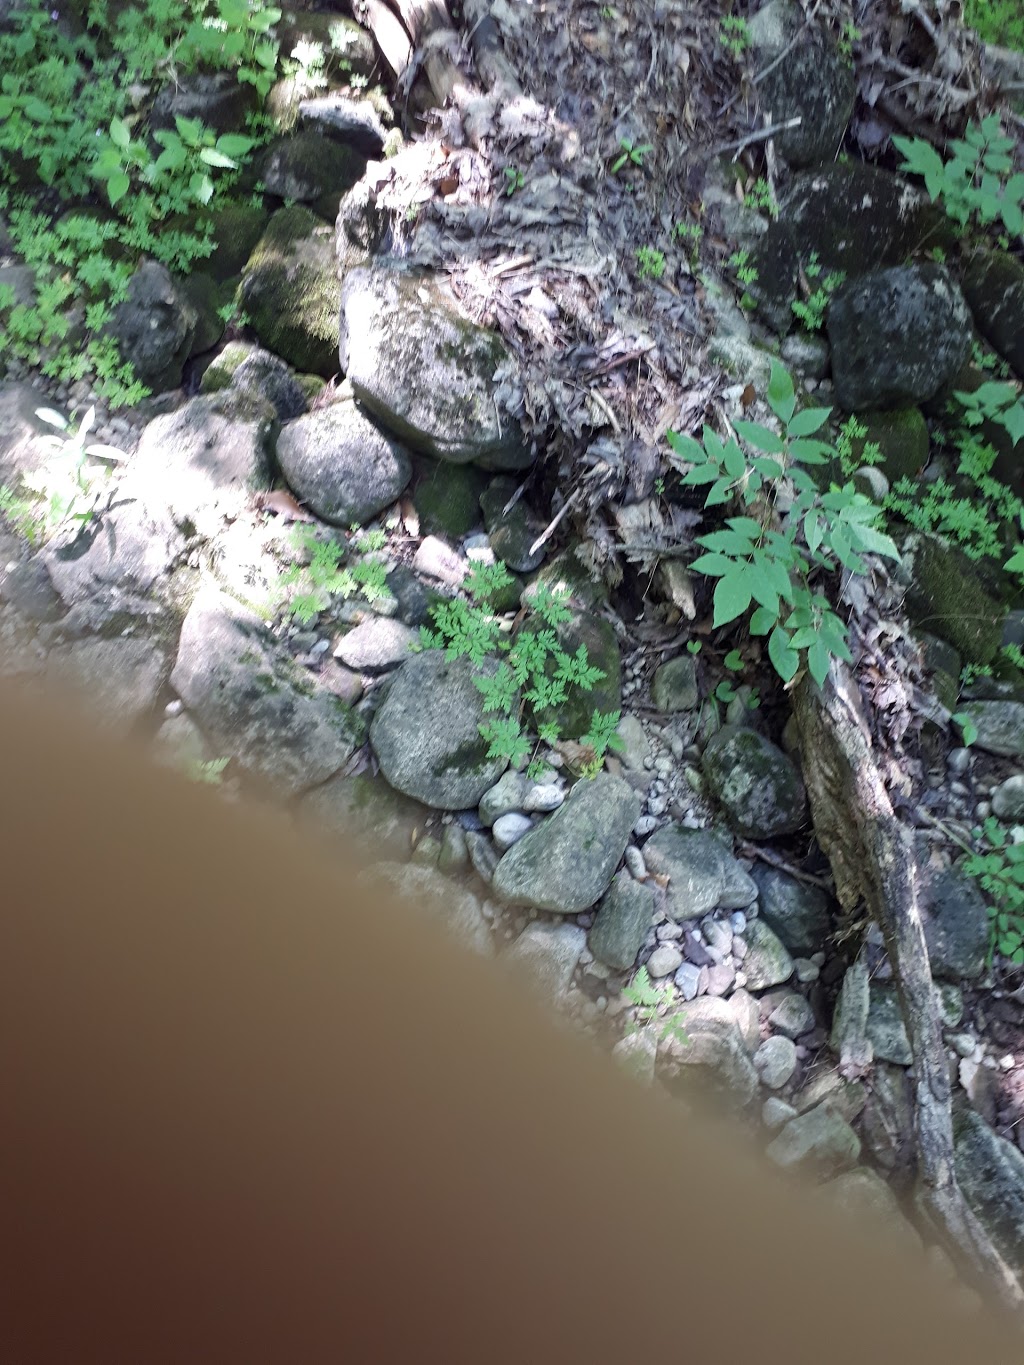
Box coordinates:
[689,552,734,578]
[200,147,239,168]
[768,625,799,683]
[807,639,831,686]
[788,437,832,464]
[751,455,785,479]
[734,419,785,454]
[712,568,753,628]
[722,440,747,479]
[107,171,130,206]
[767,360,796,424]
[749,605,776,635]
[846,522,901,560]
[803,511,823,556]
[787,406,831,437]
[110,117,131,149]
[666,430,705,463]
[705,476,733,507]
[700,529,755,555]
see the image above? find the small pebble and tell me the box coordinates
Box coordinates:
[624,845,647,880]
[647,944,684,978]
[656,921,683,942]
[794,958,819,984]
[634,814,659,837]
[947,748,970,775]
[165,699,183,717]
[647,795,668,816]
[523,783,564,813]
[1000,1054,1016,1071]
[730,910,747,934]
[674,962,702,1000]
[732,936,748,960]
[734,970,747,989]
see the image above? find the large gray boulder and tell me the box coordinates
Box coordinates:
[753,866,831,956]
[757,37,855,169]
[954,1105,1024,1276]
[0,382,63,485]
[701,724,807,839]
[339,265,530,471]
[276,396,413,527]
[588,871,655,969]
[239,206,340,377]
[641,825,732,921]
[170,581,363,797]
[954,700,1024,757]
[107,262,198,394]
[659,995,760,1111]
[827,264,973,410]
[369,651,510,810]
[962,248,1024,379]
[490,773,641,913]
[44,390,274,609]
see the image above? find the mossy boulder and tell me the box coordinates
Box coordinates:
[962,248,1024,380]
[521,544,608,614]
[527,610,622,743]
[757,36,854,169]
[899,532,1007,666]
[338,265,530,470]
[190,200,269,285]
[480,476,546,573]
[916,631,962,712]
[827,264,973,411]
[238,206,340,377]
[258,130,365,207]
[701,724,807,838]
[411,455,489,538]
[849,407,929,484]
[176,272,228,358]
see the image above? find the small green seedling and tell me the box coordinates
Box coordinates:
[610,137,653,175]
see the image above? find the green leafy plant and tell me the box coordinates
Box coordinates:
[0,405,127,546]
[667,362,900,688]
[610,137,653,175]
[623,966,690,1046]
[744,177,777,218]
[791,252,846,332]
[963,0,1024,54]
[635,245,666,280]
[727,248,759,310]
[673,219,703,266]
[951,710,979,746]
[186,755,232,785]
[961,817,1024,966]
[837,20,860,61]
[420,561,623,780]
[280,524,392,625]
[892,116,1024,241]
[953,379,1024,448]
[834,415,884,479]
[719,15,751,60]
[503,165,525,196]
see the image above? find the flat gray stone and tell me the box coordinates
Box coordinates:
[701,724,807,838]
[490,773,641,914]
[333,617,418,671]
[641,825,729,921]
[170,580,362,798]
[504,921,586,1001]
[276,397,413,527]
[589,872,655,970]
[766,1102,862,1175]
[755,1035,798,1089]
[369,651,510,810]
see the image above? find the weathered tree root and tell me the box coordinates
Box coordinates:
[793,661,1024,1317]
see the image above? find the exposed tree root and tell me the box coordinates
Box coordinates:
[793,662,1024,1317]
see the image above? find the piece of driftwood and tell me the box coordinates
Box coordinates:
[461,0,523,99]
[793,660,1024,1315]
[355,0,412,82]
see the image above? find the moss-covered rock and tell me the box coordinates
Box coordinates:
[258,130,365,206]
[900,532,1007,666]
[850,407,929,484]
[757,36,855,169]
[527,609,622,743]
[411,455,489,538]
[176,271,228,358]
[238,205,340,377]
[963,248,1024,380]
[701,724,807,838]
[189,200,269,284]
[338,265,530,470]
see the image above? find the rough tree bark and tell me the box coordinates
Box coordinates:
[793,661,1024,1316]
